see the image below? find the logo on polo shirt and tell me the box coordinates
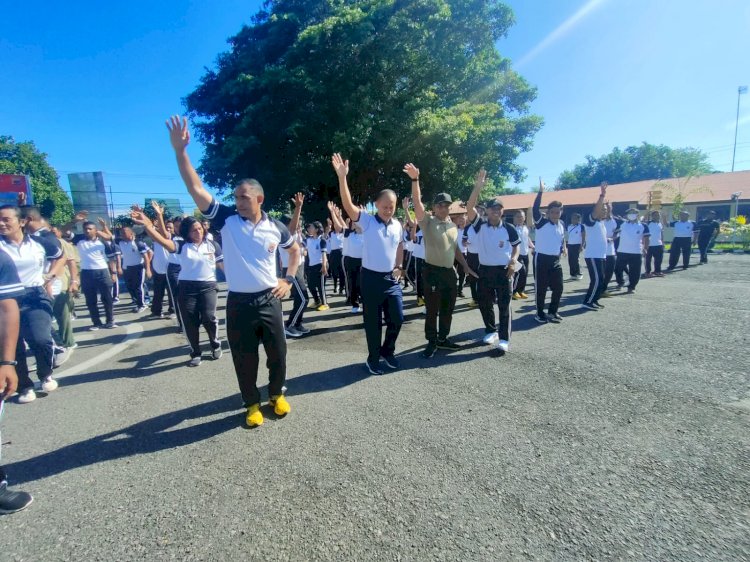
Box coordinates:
[264,239,277,253]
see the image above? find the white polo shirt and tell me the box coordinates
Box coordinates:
[327,232,343,252]
[151,241,170,275]
[567,224,583,245]
[0,250,24,300]
[670,220,695,238]
[463,226,478,255]
[0,235,62,287]
[343,229,364,259]
[118,240,150,268]
[603,218,619,257]
[533,218,565,256]
[173,239,223,282]
[203,199,294,293]
[411,229,425,259]
[617,222,650,254]
[167,236,184,266]
[583,215,607,259]
[305,236,326,266]
[355,212,403,273]
[471,216,520,266]
[74,236,118,270]
[648,222,664,246]
[280,233,305,269]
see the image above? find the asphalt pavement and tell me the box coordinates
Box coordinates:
[2,254,749,561]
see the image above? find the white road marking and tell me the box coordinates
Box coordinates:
[54,323,144,379]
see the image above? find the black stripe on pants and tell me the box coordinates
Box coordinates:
[668,237,692,270]
[645,246,664,274]
[423,263,457,343]
[329,249,345,292]
[306,263,326,305]
[124,264,145,308]
[513,254,529,294]
[150,271,173,315]
[178,280,220,358]
[584,257,605,304]
[282,266,308,328]
[466,252,480,301]
[615,252,643,290]
[16,288,55,392]
[533,253,563,316]
[567,244,582,276]
[80,268,114,326]
[343,256,362,307]
[603,255,616,288]
[226,290,287,406]
[360,267,403,364]
[166,264,182,328]
[478,265,513,342]
[414,257,425,300]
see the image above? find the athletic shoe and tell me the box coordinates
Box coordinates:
[112,298,120,304]
[519,292,529,299]
[592,302,605,309]
[512,292,523,300]
[436,338,461,351]
[416,297,425,306]
[53,348,70,369]
[285,326,303,338]
[103,322,118,329]
[41,377,58,392]
[534,314,548,323]
[626,288,635,294]
[316,304,330,311]
[381,354,399,370]
[0,483,33,514]
[365,359,384,375]
[422,341,437,358]
[581,303,598,311]
[270,394,291,416]
[576,274,584,280]
[212,347,223,360]
[600,291,612,298]
[548,313,563,323]
[616,284,624,290]
[136,306,147,313]
[569,275,578,280]
[457,291,465,298]
[468,300,479,308]
[350,306,360,314]
[482,332,499,345]
[246,403,264,427]
[496,340,509,353]
[89,325,101,331]
[17,388,36,404]
[188,356,202,367]
[308,301,319,309]
[68,343,79,350]
[295,324,311,335]
[656,272,666,277]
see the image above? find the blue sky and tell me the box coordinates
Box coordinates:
[1,0,749,215]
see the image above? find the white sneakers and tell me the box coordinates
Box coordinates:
[497,340,509,353]
[188,356,202,367]
[41,377,58,392]
[482,332,499,345]
[17,388,36,403]
[351,306,361,314]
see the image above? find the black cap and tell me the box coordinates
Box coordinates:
[485,198,503,208]
[433,193,452,205]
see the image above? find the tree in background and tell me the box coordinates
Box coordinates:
[186,0,542,210]
[0,135,74,224]
[556,142,715,190]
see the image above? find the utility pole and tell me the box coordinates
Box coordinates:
[732,86,748,172]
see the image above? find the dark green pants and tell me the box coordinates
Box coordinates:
[53,291,76,348]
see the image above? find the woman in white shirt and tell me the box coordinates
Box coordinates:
[132,211,224,367]
[645,211,666,277]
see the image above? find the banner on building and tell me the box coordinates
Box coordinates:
[0,174,33,206]
[68,172,109,225]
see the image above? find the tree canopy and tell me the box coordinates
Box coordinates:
[555,142,715,190]
[0,135,74,224]
[186,0,542,211]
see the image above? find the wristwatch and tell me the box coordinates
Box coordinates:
[284,275,295,284]
[0,360,18,366]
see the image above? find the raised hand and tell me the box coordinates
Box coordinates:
[97,218,108,230]
[600,181,608,197]
[403,163,420,180]
[151,200,164,215]
[293,192,305,208]
[17,191,27,206]
[475,169,487,188]
[130,210,152,227]
[402,196,410,210]
[166,115,191,153]
[538,177,546,193]
[331,153,349,178]
[74,210,89,222]
[131,203,144,213]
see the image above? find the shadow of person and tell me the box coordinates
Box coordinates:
[4,395,242,485]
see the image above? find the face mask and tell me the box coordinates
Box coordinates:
[627,213,638,221]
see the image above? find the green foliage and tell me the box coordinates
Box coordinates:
[556,143,715,190]
[0,135,74,224]
[186,0,542,210]
[720,216,750,250]
[652,176,712,219]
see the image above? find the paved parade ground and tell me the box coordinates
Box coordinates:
[2,254,749,561]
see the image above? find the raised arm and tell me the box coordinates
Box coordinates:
[465,169,487,223]
[130,211,177,253]
[289,193,304,235]
[592,182,607,220]
[332,153,359,221]
[150,200,170,238]
[0,297,20,399]
[533,178,545,223]
[166,115,212,213]
[96,218,114,241]
[403,163,425,222]
[327,201,345,232]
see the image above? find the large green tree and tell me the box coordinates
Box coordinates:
[186,0,542,211]
[0,135,74,224]
[556,142,715,190]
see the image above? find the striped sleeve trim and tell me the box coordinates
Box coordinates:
[203,199,220,219]
[0,282,25,299]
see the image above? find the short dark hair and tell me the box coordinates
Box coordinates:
[376,189,397,202]
[548,201,563,209]
[0,205,22,219]
[236,179,264,196]
[82,221,97,229]
[19,205,43,221]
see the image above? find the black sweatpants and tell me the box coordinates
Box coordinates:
[282,266,308,328]
[567,244,582,277]
[615,252,643,290]
[16,287,55,392]
[455,258,466,295]
[150,271,173,316]
[466,252,480,301]
[329,249,345,293]
[534,253,563,316]
[361,267,403,364]
[402,250,412,288]
[423,263,458,343]
[645,246,664,274]
[166,263,182,328]
[668,237,692,270]
[306,263,326,305]
[343,256,362,307]
[80,268,114,327]
[178,280,220,358]
[584,257,606,305]
[226,289,287,406]
[111,274,120,301]
[603,255,616,288]
[513,254,529,294]
[124,264,146,308]
[478,265,513,342]
[698,237,712,263]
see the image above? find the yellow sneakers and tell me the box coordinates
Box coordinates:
[417,297,425,306]
[246,403,264,427]
[270,394,291,416]
[317,304,330,311]
[468,300,479,308]
[512,292,523,300]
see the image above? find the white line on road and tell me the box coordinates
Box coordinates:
[54,323,144,379]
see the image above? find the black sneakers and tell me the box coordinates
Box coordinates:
[436,338,461,351]
[380,354,399,370]
[422,341,437,358]
[0,482,33,514]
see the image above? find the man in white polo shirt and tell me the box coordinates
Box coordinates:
[332,153,404,375]
[117,227,152,313]
[667,211,695,271]
[581,183,609,310]
[166,115,301,428]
